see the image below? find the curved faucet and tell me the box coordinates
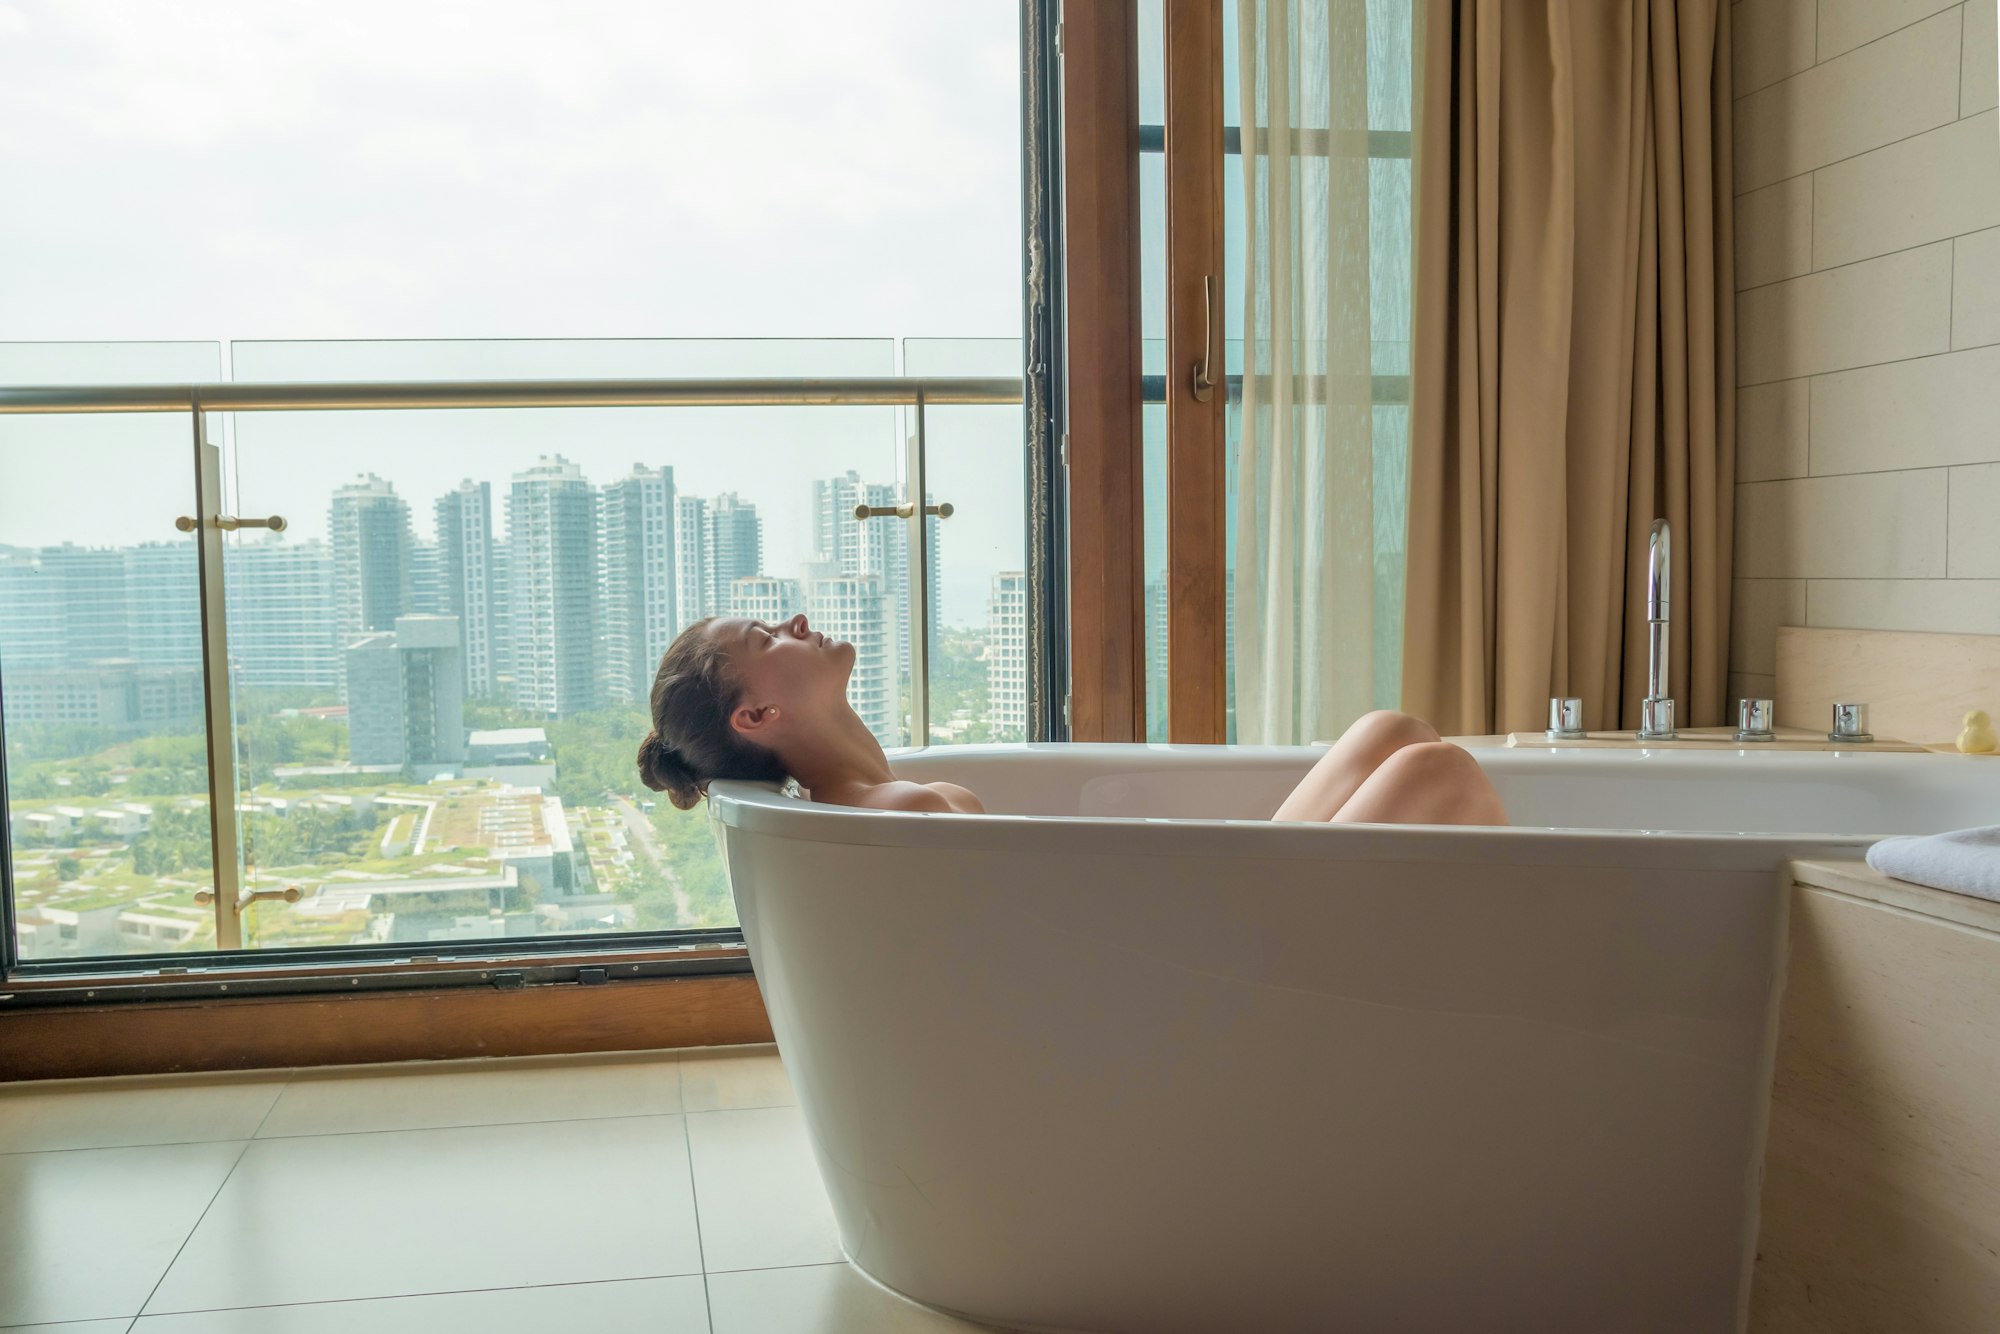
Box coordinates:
[1637,518,1676,740]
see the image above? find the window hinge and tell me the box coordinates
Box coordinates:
[1063,693,1072,728]
[1060,432,1070,469]
[490,970,527,991]
[1055,20,1063,58]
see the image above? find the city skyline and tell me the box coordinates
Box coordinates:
[1,462,1029,751]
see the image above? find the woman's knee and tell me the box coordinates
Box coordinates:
[1347,709,1440,752]
[1376,740,1491,792]
[1378,742,1505,820]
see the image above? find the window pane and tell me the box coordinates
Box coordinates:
[1,342,224,960]
[902,338,1025,745]
[218,340,901,948]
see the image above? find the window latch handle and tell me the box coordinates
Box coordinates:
[1191,274,1217,404]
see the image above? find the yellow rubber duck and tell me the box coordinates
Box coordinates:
[1957,709,1998,754]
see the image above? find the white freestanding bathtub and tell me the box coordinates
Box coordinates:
[709,743,2000,1334]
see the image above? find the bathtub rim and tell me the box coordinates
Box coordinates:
[707,789,1867,873]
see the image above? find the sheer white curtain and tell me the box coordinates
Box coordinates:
[1233,0,1400,744]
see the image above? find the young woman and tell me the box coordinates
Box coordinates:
[637,613,1507,826]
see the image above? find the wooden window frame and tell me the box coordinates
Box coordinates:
[1062,0,1229,744]
[1162,0,1228,742]
[1060,0,1148,742]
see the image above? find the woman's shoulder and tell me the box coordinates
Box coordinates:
[824,779,984,814]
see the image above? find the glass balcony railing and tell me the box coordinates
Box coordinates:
[0,341,1024,968]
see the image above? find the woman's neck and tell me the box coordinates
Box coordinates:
[776,698,895,795]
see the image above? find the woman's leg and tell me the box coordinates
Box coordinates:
[1331,741,1508,826]
[1272,711,1441,822]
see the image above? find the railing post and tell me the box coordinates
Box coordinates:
[906,390,931,747]
[190,403,246,950]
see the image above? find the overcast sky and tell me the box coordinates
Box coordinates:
[0,0,1026,622]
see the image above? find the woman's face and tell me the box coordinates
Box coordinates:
[711,613,856,734]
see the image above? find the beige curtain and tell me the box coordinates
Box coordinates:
[1401,0,1734,736]
[1233,0,1392,744]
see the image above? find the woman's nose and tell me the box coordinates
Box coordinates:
[789,613,809,637]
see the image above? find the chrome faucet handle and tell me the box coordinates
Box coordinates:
[1546,697,1586,741]
[1829,702,1874,744]
[1637,697,1677,742]
[1734,698,1776,743]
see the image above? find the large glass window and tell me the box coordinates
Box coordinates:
[1139,0,1413,742]
[0,3,1027,969]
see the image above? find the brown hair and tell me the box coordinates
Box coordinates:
[637,618,788,809]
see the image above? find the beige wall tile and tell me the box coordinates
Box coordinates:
[1736,0,1819,96]
[1737,241,1953,383]
[1952,225,2000,346]
[1738,175,1815,287]
[1729,671,1780,709]
[1812,112,2000,269]
[1732,578,1808,673]
[1818,0,1960,62]
[1736,11,1961,194]
[1809,343,2000,474]
[1739,378,1811,480]
[1965,0,1999,114]
[1735,471,1949,577]
[1948,461,2000,573]
[1807,577,2000,631]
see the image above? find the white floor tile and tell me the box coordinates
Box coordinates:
[144,1117,701,1314]
[678,1045,794,1112]
[0,1323,135,1333]
[0,1074,283,1153]
[130,1276,710,1333]
[707,1263,1013,1333]
[258,1053,680,1138]
[0,1142,244,1326]
[686,1107,841,1272]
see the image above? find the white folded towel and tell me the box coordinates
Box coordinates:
[1866,826,2000,903]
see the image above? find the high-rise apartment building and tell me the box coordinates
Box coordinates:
[435,480,498,698]
[0,543,199,676]
[987,571,1028,741]
[809,472,939,679]
[226,538,338,691]
[0,546,71,671]
[489,537,513,689]
[599,464,678,707]
[329,475,414,666]
[804,567,900,746]
[725,576,802,625]
[122,542,202,672]
[703,494,763,619]
[674,495,709,624]
[344,614,466,778]
[42,545,128,667]
[408,541,442,616]
[506,456,600,719]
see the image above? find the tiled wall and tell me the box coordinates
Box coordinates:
[1730,0,2000,704]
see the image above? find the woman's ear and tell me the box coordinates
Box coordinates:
[732,702,778,737]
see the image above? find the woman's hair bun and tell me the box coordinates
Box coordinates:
[636,729,705,810]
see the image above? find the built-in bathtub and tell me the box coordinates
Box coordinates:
[709,743,2000,1334]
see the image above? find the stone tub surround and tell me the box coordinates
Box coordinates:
[1751,858,2000,1330]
